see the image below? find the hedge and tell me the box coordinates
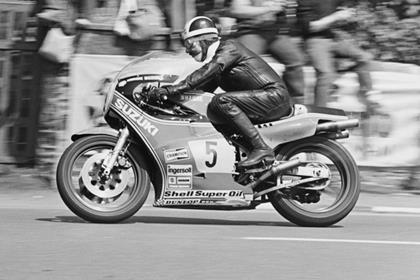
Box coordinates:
[352,1,420,65]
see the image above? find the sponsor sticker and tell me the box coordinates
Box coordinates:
[164,147,190,162]
[113,98,159,136]
[157,190,250,206]
[163,190,244,199]
[161,199,202,206]
[177,177,191,184]
[160,198,246,206]
[167,164,192,189]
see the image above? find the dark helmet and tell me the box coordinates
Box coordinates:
[182,16,219,41]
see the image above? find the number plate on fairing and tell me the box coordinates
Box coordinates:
[188,139,235,173]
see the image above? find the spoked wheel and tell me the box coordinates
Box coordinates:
[269,136,360,227]
[56,135,150,223]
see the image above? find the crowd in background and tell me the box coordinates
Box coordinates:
[30,0,420,64]
[28,0,420,110]
[3,0,418,186]
[30,0,420,138]
[193,0,419,63]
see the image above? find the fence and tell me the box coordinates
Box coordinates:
[0,1,39,164]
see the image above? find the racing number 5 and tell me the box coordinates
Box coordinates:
[205,141,217,168]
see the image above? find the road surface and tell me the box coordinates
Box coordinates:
[1,188,420,280]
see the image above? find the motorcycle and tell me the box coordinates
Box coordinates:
[56,54,360,226]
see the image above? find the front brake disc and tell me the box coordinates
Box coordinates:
[80,152,129,199]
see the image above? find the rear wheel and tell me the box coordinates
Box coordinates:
[269,136,360,227]
[56,135,150,223]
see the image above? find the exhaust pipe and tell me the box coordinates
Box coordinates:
[316,119,359,132]
[324,130,350,140]
[247,158,301,190]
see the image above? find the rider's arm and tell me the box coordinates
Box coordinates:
[196,78,219,93]
[165,41,240,94]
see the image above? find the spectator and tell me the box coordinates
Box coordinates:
[34,0,80,35]
[195,0,232,16]
[229,0,305,104]
[73,0,95,26]
[196,0,217,16]
[296,0,380,111]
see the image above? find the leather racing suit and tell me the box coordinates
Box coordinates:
[165,39,292,167]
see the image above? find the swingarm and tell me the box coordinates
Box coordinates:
[248,158,330,199]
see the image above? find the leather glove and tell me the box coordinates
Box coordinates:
[149,87,169,103]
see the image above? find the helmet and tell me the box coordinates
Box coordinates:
[182,16,219,41]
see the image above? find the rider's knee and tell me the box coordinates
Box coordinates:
[209,94,231,111]
[207,95,225,122]
[208,95,220,112]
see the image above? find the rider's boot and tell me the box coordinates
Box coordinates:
[239,133,275,168]
[231,113,275,169]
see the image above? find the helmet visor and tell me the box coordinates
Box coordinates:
[181,33,218,48]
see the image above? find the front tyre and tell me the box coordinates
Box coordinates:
[57,135,150,223]
[269,136,360,227]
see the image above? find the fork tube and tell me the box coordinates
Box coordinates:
[102,127,130,177]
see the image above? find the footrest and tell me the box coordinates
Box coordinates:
[237,159,274,174]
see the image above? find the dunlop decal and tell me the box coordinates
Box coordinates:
[162,199,202,205]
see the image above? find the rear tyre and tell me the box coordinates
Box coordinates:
[269,136,360,227]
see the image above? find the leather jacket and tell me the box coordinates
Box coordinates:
[166,39,288,95]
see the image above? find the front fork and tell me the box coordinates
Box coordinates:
[101,127,130,178]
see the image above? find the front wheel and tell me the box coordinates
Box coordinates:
[56,135,151,223]
[269,136,360,227]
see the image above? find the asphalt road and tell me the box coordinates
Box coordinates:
[1,189,420,280]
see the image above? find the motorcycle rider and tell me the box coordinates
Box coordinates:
[149,16,292,169]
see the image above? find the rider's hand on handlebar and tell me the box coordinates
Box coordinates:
[149,87,169,103]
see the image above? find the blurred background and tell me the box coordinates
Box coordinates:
[0,0,419,193]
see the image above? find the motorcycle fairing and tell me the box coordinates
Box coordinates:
[109,92,254,207]
[256,111,348,147]
[108,90,351,208]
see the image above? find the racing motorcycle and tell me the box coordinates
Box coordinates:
[57,54,360,226]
